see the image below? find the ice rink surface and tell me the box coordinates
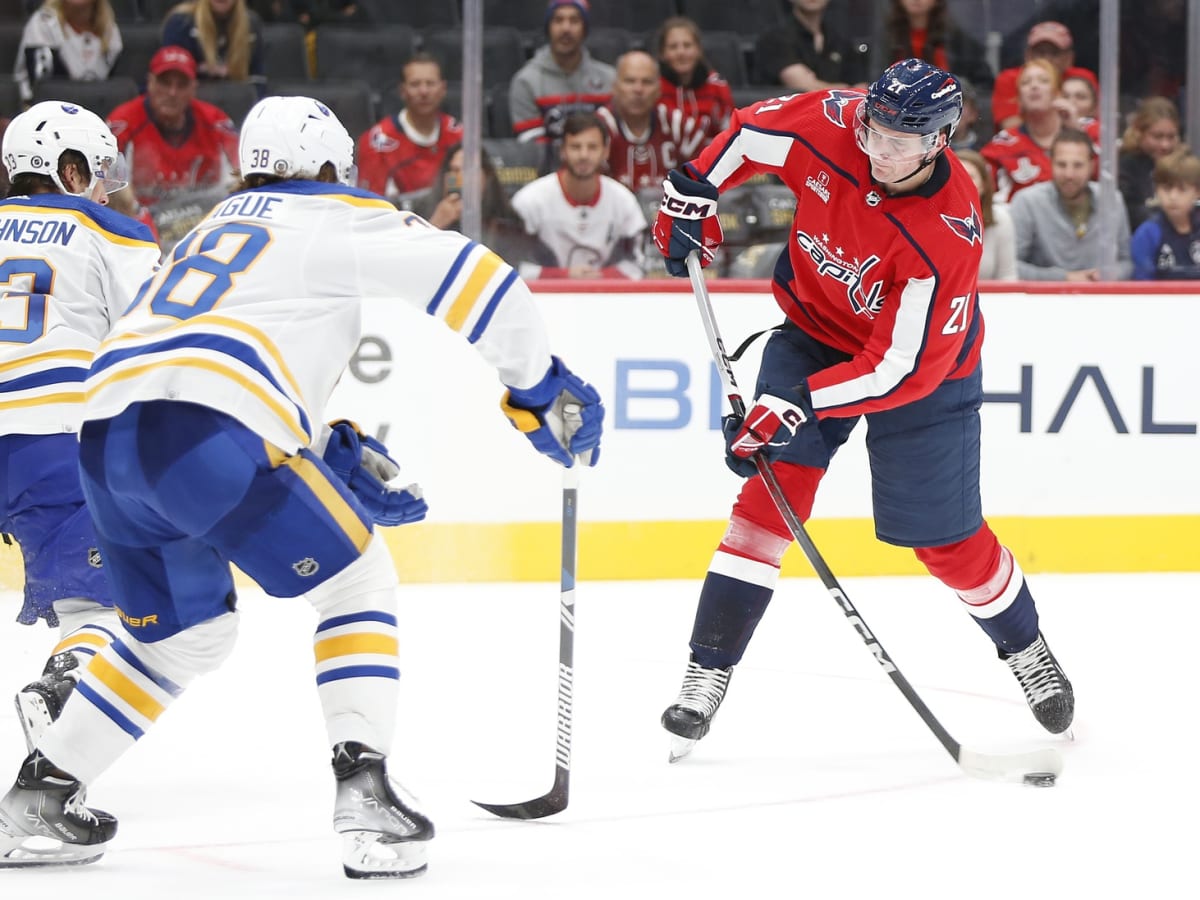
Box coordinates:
[0,572,1195,900]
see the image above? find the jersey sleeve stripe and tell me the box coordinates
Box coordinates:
[809,275,935,411]
[467,267,519,344]
[445,249,504,332]
[427,243,474,315]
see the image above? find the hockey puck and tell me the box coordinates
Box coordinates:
[1022,772,1057,787]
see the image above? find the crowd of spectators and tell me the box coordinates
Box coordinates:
[0,0,1195,282]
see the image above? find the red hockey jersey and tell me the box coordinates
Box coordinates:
[107,97,238,208]
[596,103,704,192]
[980,119,1100,201]
[687,90,985,419]
[356,111,464,199]
[658,71,734,140]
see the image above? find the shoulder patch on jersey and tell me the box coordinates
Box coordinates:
[822,91,861,129]
[368,127,400,153]
[941,205,983,246]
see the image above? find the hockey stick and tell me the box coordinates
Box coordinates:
[683,249,1061,784]
[472,454,578,818]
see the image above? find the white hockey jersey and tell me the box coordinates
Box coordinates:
[511,172,647,280]
[13,8,123,103]
[0,194,159,436]
[85,181,556,454]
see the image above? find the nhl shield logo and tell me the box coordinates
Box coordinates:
[87,548,103,568]
[293,557,320,577]
[865,190,882,207]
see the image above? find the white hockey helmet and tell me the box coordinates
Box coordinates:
[238,96,356,184]
[2,100,127,196]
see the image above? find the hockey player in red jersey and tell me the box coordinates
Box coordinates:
[652,59,1074,761]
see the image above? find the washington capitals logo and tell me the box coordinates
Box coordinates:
[822,90,859,128]
[941,206,983,246]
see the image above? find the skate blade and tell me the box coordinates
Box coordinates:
[341,831,428,880]
[13,691,52,753]
[667,735,697,763]
[0,832,107,868]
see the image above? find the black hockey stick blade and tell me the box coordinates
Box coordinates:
[471,768,569,820]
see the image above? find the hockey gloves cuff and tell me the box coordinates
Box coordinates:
[653,167,723,277]
[322,420,428,526]
[723,386,813,478]
[502,356,604,467]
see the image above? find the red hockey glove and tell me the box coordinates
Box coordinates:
[723,388,813,478]
[653,168,723,276]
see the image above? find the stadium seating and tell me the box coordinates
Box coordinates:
[262,22,309,81]
[421,26,527,85]
[109,22,162,83]
[268,78,374,138]
[314,24,417,96]
[195,79,259,127]
[31,76,140,118]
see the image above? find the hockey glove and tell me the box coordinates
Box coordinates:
[501,356,604,468]
[653,167,724,277]
[722,387,813,478]
[322,421,428,526]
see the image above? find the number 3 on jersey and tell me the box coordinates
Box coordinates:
[140,223,271,320]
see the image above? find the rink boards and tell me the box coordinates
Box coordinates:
[1,281,1195,587]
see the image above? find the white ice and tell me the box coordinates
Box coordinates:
[0,572,1195,899]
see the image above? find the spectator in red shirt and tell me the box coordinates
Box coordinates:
[356,53,463,202]
[106,45,238,208]
[991,21,1097,134]
[883,0,993,92]
[597,50,704,193]
[654,16,734,142]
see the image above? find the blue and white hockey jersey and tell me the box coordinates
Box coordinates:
[85,181,555,453]
[0,194,159,436]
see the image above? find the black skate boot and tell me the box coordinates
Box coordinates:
[1001,632,1074,734]
[332,741,435,879]
[14,652,81,752]
[661,656,734,762]
[0,751,117,868]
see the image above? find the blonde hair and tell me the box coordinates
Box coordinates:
[955,149,995,228]
[168,0,253,81]
[1120,96,1180,155]
[49,0,116,56]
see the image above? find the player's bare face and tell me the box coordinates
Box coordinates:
[1050,142,1092,202]
[401,62,447,119]
[561,127,607,182]
[614,54,661,120]
[147,70,195,130]
[548,9,585,57]
[661,27,700,80]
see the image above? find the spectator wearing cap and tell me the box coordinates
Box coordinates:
[508,0,616,146]
[357,53,463,202]
[106,45,239,208]
[990,21,1097,134]
[13,0,124,104]
[161,0,265,86]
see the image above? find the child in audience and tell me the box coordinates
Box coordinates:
[1130,150,1200,280]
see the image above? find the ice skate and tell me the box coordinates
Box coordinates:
[661,657,733,762]
[14,652,81,752]
[1001,633,1074,735]
[332,741,434,879]
[0,751,116,868]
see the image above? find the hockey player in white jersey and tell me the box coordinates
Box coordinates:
[0,102,160,752]
[0,96,604,877]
